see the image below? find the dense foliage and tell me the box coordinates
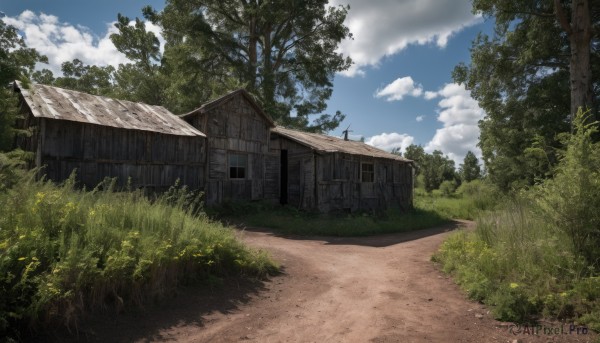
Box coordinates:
[434,111,600,329]
[146,0,352,132]
[0,172,275,338]
[454,0,600,191]
[402,144,461,192]
[0,21,47,152]
[459,151,481,182]
[31,0,353,133]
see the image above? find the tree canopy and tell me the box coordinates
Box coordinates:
[0,21,47,151]
[454,0,600,191]
[144,0,352,132]
[459,151,482,182]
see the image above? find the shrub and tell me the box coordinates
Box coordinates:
[439,180,457,196]
[0,173,276,337]
[433,201,597,324]
[534,110,600,266]
[456,179,498,211]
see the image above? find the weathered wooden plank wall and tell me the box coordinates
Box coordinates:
[17,114,206,191]
[315,153,413,212]
[269,132,413,213]
[187,93,271,205]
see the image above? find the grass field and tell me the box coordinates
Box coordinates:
[0,173,276,338]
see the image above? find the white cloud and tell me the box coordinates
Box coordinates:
[416,115,425,122]
[332,0,482,77]
[366,132,414,153]
[424,83,484,164]
[2,11,164,75]
[375,76,423,101]
[424,91,439,100]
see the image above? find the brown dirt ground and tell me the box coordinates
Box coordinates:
[39,221,597,343]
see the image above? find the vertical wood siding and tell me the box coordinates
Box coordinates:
[186,93,272,205]
[17,114,206,192]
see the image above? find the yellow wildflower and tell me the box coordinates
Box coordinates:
[510,283,519,289]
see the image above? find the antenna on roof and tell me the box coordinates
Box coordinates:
[342,125,353,141]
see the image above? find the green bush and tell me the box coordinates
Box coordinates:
[456,179,498,211]
[0,173,276,337]
[434,111,600,328]
[439,180,457,196]
[534,111,600,265]
[433,203,596,324]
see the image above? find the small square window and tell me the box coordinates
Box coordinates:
[361,163,374,183]
[229,153,247,179]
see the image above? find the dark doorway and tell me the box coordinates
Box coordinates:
[280,150,288,205]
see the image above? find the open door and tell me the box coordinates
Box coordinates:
[280,149,288,205]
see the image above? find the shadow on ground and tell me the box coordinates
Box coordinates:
[25,275,278,343]
[238,220,467,248]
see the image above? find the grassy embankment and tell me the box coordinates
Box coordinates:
[0,168,276,338]
[433,112,600,331]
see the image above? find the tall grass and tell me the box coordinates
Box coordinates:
[210,200,449,237]
[213,178,498,237]
[434,199,600,329]
[0,171,276,337]
[414,180,498,220]
[433,111,600,330]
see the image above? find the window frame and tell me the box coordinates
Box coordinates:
[228,153,248,180]
[360,162,375,183]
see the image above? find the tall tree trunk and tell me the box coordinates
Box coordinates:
[262,22,276,117]
[555,0,594,119]
[248,15,258,90]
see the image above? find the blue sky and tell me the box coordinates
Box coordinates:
[1,0,494,165]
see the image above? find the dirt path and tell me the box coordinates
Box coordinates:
[56,221,595,343]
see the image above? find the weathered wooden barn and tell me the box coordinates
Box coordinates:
[13,81,206,190]
[268,127,414,212]
[13,82,413,212]
[181,89,274,205]
[181,89,414,212]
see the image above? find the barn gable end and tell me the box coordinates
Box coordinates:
[183,90,274,205]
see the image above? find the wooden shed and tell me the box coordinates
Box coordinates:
[268,127,414,213]
[182,89,274,205]
[13,81,207,191]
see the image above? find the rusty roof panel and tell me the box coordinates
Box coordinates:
[16,81,206,137]
[272,126,411,162]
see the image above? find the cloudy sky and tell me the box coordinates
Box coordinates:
[1,0,492,165]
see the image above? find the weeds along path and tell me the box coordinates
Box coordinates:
[69,221,594,343]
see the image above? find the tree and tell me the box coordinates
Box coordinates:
[145,0,353,132]
[31,59,116,98]
[554,0,595,116]
[535,110,600,265]
[109,14,170,106]
[0,21,47,151]
[421,150,456,192]
[459,151,481,182]
[403,144,425,175]
[454,0,600,191]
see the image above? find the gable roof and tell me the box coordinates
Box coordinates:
[272,126,411,162]
[14,81,206,137]
[182,89,275,127]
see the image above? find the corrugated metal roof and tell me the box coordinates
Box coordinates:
[182,89,275,127]
[15,81,206,137]
[272,126,412,162]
